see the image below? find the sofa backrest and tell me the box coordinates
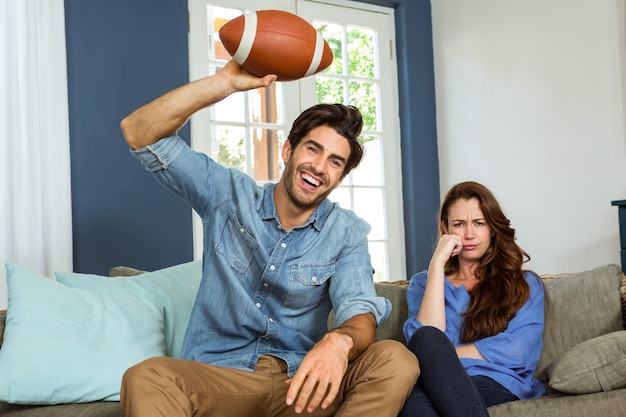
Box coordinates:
[535,263,624,381]
[373,263,626,383]
[2,263,625,379]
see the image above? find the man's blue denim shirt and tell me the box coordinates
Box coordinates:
[132,135,390,376]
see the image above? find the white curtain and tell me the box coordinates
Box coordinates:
[0,0,73,309]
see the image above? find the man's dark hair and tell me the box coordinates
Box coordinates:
[287,103,364,177]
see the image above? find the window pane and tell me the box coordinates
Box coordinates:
[316,23,343,75]
[208,64,246,123]
[211,7,241,61]
[349,81,378,131]
[251,128,284,181]
[368,241,387,282]
[347,26,375,78]
[214,91,246,123]
[352,135,383,186]
[329,186,351,210]
[316,78,345,104]
[353,187,385,240]
[215,125,246,171]
[250,82,283,124]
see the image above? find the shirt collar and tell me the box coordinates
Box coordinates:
[259,183,332,232]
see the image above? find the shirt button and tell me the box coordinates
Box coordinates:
[312,276,317,282]
[281,243,287,248]
[269,318,274,322]
[239,227,244,233]
[256,303,261,308]
[270,265,276,271]
[264,282,269,287]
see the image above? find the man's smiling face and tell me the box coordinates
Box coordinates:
[280,125,351,211]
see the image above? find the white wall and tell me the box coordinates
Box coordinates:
[431,0,626,274]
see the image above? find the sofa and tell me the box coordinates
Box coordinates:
[0,262,625,417]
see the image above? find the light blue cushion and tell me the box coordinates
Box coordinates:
[56,260,201,358]
[0,262,166,404]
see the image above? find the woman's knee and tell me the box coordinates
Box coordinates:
[406,326,449,355]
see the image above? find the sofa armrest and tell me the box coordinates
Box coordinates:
[108,266,146,277]
[0,310,6,348]
[619,273,626,330]
[374,281,410,343]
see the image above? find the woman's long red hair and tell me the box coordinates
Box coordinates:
[439,182,531,343]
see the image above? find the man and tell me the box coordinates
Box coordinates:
[119,59,419,417]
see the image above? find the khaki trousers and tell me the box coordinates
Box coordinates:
[120,339,419,417]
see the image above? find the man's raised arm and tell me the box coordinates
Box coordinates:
[120,60,276,150]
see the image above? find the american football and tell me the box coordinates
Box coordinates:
[219,10,333,82]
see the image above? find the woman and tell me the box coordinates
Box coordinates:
[399,181,545,417]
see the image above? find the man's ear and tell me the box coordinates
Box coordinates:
[281,140,292,163]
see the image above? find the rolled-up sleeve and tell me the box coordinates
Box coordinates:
[129,135,236,218]
[131,135,187,172]
[329,220,390,327]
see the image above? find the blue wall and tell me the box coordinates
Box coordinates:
[64,0,439,278]
[65,0,193,274]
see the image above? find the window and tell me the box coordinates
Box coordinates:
[188,0,405,282]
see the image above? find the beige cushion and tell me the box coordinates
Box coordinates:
[0,310,5,347]
[326,281,409,343]
[548,331,626,394]
[374,281,409,343]
[108,266,146,276]
[536,264,624,382]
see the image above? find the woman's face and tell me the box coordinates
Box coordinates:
[443,197,492,263]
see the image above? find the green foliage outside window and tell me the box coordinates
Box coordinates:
[316,26,378,143]
[217,136,245,171]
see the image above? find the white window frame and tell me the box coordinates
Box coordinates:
[188,0,406,282]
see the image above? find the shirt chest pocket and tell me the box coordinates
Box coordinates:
[285,263,334,309]
[215,211,259,274]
